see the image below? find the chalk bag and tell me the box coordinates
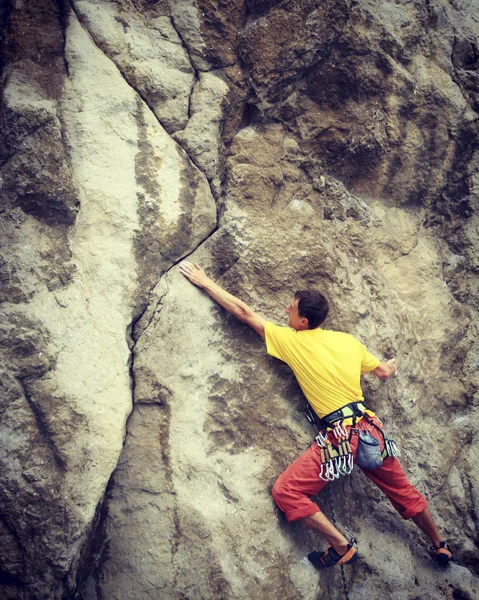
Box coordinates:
[356,429,383,470]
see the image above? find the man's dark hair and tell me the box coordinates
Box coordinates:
[294,290,329,329]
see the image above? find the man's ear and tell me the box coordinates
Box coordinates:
[299,317,309,330]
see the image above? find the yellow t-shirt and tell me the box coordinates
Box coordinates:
[264,322,380,418]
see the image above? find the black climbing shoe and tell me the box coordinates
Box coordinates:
[308,542,358,569]
[435,541,454,567]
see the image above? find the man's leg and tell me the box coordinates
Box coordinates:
[411,507,443,548]
[272,443,328,522]
[365,461,453,562]
[361,455,428,521]
[301,512,349,555]
[357,419,452,561]
[272,443,351,556]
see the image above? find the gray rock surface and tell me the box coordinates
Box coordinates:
[72,0,195,134]
[0,1,478,599]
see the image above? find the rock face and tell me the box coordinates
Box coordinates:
[0,1,478,599]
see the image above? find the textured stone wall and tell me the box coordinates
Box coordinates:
[0,1,478,599]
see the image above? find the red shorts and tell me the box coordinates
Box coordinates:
[272,416,427,522]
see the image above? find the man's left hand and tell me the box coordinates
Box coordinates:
[179,261,211,289]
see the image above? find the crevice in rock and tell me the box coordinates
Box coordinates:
[73,185,220,598]
[17,377,67,472]
[236,102,260,131]
[60,8,225,593]
[127,216,221,404]
[270,134,286,209]
[132,220,219,345]
[169,15,199,121]
[130,281,169,348]
[0,0,12,76]
[56,0,70,78]
[74,207,220,590]
[70,471,117,600]
[69,0,214,194]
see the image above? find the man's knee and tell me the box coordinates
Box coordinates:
[272,475,321,523]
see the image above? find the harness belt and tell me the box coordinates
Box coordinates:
[312,401,401,482]
[320,401,372,430]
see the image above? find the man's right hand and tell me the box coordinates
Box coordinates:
[179,261,211,289]
[385,358,397,375]
[372,358,397,380]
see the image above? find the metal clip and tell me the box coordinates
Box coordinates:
[319,462,329,481]
[317,425,355,480]
[390,440,401,458]
[345,452,354,474]
[326,458,339,480]
[333,422,348,440]
[315,431,329,447]
[385,439,401,459]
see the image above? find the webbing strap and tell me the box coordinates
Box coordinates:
[320,401,370,429]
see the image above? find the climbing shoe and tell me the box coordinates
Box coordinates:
[435,541,454,567]
[308,542,358,569]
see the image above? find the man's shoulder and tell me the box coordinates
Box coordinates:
[264,321,297,360]
[265,321,296,335]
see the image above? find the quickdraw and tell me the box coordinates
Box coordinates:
[315,431,337,481]
[384,437,401,459]
[333,422,354,475]
[315,423,354,481]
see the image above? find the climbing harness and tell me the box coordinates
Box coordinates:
[303,402,320,429]
[314,401,366,481]
[307,400,401,480]
[320,401,371,429]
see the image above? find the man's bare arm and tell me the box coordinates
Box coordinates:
[371,358,397,380]
[179,262,266,338]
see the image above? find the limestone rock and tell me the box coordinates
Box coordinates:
[173,71,230,188]
[0,1,478,599]
[166,0,245,71]
[72,0,195,133]
[0,2,216,599]
[0,1,79,225]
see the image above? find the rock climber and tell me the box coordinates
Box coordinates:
[179,261,453,569]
